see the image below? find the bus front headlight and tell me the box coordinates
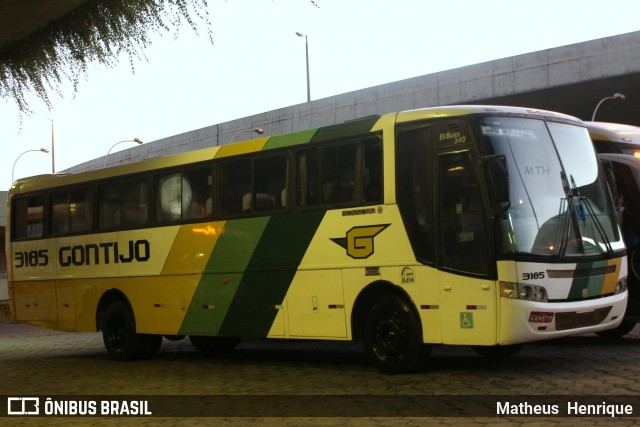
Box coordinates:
[500,282,518,299]
[519,285,547,302]
[500,282,548,302]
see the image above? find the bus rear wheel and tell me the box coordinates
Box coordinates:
[102,301,160,360]
[362,295,428,374]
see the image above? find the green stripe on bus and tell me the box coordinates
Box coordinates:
[208,217,270,273]
[218,210,326,338]
[261,116,380,152]
[178,217,270,335]
[263,129,317,150]
[567,260,607,299]
[310,116,380,142]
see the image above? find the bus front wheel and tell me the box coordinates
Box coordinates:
[362,295,428,374]
[596,321,637,338]
[102,301,161,360]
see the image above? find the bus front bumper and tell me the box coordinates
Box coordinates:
[498,291,628,344]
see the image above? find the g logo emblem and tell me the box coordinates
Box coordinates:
[331,224,390,259]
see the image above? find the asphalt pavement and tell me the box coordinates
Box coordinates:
[1,312,640,426]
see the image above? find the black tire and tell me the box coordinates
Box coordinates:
[102,301,150,361]
[596,322,637,338]
[472,344,523,359]
[362,295,428,374]
[189,335,241,356]
[141,334,163,359]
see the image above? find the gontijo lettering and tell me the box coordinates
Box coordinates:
[59,240,150,266]
[13,240,151,268]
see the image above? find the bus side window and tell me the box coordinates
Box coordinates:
[98,183,121,230]
[252,155,288,212]
[364,138,383,203]
[12,197,29,239]
[220,160,251,217]
[321,144,358,204]
[183,168,212,220]
[69,188,93,233]
[51,192,70,235]
[156,167,211,223]
[122,178,149,226]
[51,188,93,235]
[298,139,380,208]
[99,178,148,229]
[156,173,185,223]
[12,195,44,239]
[396,126,434,264]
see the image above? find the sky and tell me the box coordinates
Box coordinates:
[1,0,639,190]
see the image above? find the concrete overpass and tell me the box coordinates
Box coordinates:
[68,30,640,173]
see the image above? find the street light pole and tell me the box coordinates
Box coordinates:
[592,93,626,121]
[296,32,311,102]
[103,138,144,167]
[12,148,49,183]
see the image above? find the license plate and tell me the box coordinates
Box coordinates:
[529,311,554,323]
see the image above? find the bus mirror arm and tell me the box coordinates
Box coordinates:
[479,154,506,165]
[480,154,511,218]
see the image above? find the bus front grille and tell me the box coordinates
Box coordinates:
[555,307,612,331]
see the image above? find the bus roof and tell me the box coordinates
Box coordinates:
[10,105,583,195]
[397,105,581,124]
[585,121,640,145]
[9,144,223,195]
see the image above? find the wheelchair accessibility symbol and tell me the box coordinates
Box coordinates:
[460,312,474,329]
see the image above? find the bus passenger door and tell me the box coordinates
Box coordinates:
[436,150,496,345]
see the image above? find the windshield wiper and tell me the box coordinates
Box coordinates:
[569,175,614,256]
[558,171,584,257]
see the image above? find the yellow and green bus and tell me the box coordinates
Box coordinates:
[7,106,628,373]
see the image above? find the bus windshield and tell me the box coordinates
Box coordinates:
[479,116,623,258]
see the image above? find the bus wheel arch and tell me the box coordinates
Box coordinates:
[96,289,130,332]
[352,281,429,374]
[97,290,162,361]
[351,281,413,340]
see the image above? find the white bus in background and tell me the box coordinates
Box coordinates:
[587,122,640,337]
